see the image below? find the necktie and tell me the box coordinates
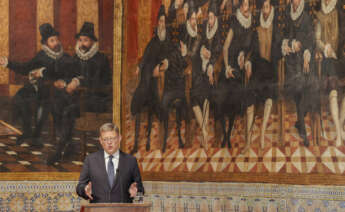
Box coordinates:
[107,155,115,188]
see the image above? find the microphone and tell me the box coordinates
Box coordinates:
[116,168,123,203]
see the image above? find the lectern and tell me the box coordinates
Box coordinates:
[80,203,152,212]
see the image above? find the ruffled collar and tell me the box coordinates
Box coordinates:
[290,0,304,21]
[236,9,252,29]
[42,44,63,60]
[260,6,274,29]
[186,20,198,38]
[75,42,99,61]
[322,0,337,14]
[206,17,218,39]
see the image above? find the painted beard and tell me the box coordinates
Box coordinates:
[80,45,91,53]
[51,44,61,53]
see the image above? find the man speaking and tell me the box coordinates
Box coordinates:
[76,123,144,203]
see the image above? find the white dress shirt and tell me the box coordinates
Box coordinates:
[104,150,119,177]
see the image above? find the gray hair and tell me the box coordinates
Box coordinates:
[99,123,120,135]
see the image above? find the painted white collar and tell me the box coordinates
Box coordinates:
[42,44,64,60]
[322,0,337,14]
[236,9,252,29]
[206,17,218,40]
[290,0,304,21]
[75,42,99,61]
[186,20,198,38]
[260,6,274,29]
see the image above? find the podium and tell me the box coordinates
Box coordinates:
[80,203,152,212]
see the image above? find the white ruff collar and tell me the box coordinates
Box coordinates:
[260,6,274,29]
[206,18,218,39]
[322,0,337,14]
[290,0,304,21]
[75,42,99,61]
[236,9,252,29]
[42,44,63,60]
[186,20,198,38]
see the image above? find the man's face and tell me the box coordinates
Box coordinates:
[240,0,250,18]
[77,35,94,52]
[208,12,216,29]
[158,15,166,31]
[183,3,189,19]
[46,36,61,52]
[324,0,331,5]
[292,0,301,11]
[99,130,121,155]
[189,12,197,30]
[176,0,183,8]
[262,0,271,20]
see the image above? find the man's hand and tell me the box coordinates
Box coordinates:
[160,59,169,71]
[239,54,245,70]
[303,59,310,74]
[66,80,78,94]
[54,80,65,89]
[327,46,337,59]
[294,41,302,52]
[207,66,214,85]
[135,66,140,76]
[202,47,211,60]
[245,62,252,79]
[85,182,93,200]
[129,182,138,198]
[153,64,160,77]
[0,56,7,67]
[226,66,235,79]
[30,70,41,79]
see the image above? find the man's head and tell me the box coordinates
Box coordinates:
[292,0,302,11]
[76,22,97,52]
[324,0,331,6]
[262,0,272,20]
[187,1,198,30]
[240,0,251,18]
[157,5,166,31]
[208,12,216,28]
[99,123,121,155]
[39,23,61,52]
[77,35,94,53]
[208,1,218,28]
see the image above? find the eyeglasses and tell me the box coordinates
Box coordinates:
[101,136,120,142]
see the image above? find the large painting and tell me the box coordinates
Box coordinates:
[0,0,118,179]
[122,0,345,184]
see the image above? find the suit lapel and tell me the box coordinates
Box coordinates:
[112,151,125,189]
[97,150,111,189]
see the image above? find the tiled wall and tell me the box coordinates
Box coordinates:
[0,181,344,211]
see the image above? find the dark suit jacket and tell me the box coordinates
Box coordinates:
[76,150,144,203]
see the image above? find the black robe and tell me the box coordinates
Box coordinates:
[283,4,319,112]
[8,50,73,137]
[214,14,255,118]
[131,31,170,116]
[8,50,72,103]
[161,42,188,121]
[251,11,282,103]
[316,6,344,79]
[73,51,112,113]
[191,18,222,107]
